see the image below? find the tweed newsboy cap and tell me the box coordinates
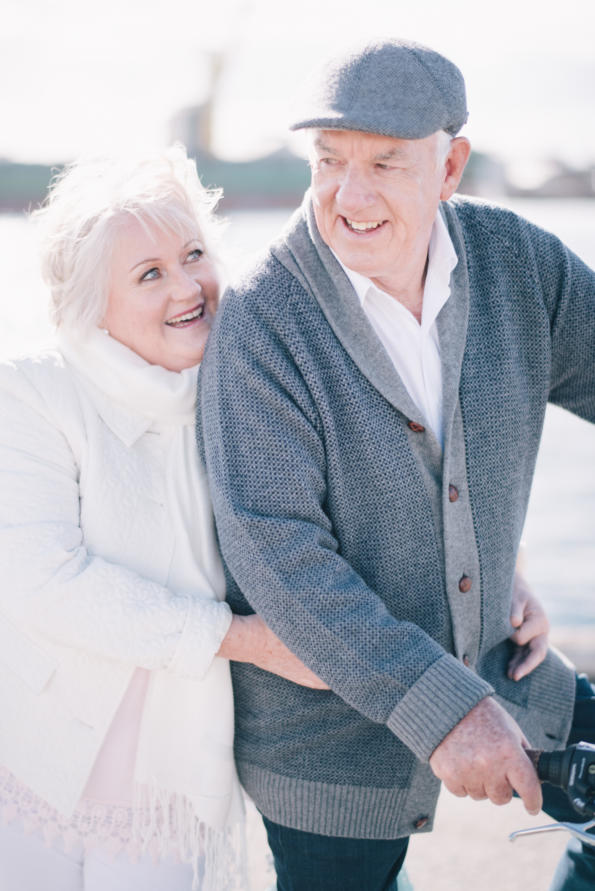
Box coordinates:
[290,39,468,139]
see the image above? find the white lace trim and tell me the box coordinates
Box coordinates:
[0,768,248,890]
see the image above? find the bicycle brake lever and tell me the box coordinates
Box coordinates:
[509,818,595,847]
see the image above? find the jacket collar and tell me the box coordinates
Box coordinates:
[272,193,470,459]
[79,379,154,447]
[436,201,470,453]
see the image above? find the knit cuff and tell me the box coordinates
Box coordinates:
[169,597,233,680]
[387,653,494,762]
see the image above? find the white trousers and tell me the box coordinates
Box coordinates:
[0,819,195,891]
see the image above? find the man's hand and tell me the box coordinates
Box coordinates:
[429,696,542,815]
[508,571,549,681]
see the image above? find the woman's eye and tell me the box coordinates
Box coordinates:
[140,267,160,282]
[186,248,203,262]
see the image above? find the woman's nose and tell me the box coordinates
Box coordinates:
[171,267,202,301]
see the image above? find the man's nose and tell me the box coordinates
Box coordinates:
[335,167,375,213]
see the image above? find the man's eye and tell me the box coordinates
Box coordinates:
[311,157,337,169]
[140,267,160,282]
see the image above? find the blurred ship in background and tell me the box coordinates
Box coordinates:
[1,51,594,213]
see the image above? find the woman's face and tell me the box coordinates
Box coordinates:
[102,214,220,371]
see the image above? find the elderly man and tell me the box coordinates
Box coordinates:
[199,40,595,890]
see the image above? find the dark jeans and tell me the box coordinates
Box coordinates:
[262,675,595,891]
[262,817,409,891]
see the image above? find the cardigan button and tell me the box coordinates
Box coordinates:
[448,484,459,502]
[462,654,471,667]
[413,816,429,830]
[458,575,472,593]
[407,420,426,433]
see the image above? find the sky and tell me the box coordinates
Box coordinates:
[2,0,595,171]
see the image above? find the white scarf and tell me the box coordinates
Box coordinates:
[56,327,246,889]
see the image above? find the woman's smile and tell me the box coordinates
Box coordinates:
[102,216,220,371]
[164,303,205,327]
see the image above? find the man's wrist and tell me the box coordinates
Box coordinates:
[387,654,494,762]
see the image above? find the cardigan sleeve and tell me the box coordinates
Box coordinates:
[200,282,493,762]
[540,234,595,422]
[0,358,231,680]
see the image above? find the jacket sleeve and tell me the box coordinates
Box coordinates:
[0,360,231,680]
[544,235,595,422]
[200,284,493,762]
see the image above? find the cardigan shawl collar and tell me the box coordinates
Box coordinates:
[271,193,470,465]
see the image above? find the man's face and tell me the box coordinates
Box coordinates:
[309,129,457,298]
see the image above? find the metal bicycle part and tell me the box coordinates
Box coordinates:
[509,742,595,847]
[509,818,595,847]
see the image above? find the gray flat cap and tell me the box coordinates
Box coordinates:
[290,39,468,139]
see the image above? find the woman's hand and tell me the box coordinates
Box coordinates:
[217,614,329,689]
[507,571,550,681]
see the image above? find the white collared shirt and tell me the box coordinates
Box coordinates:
[335,210,458,446]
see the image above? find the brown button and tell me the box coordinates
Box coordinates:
[462,655,471,667]
[458,575,472,593]
[413,816,429,830]
[407,420,426,433]
[448,484,459,503]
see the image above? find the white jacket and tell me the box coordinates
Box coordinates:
[0,345,235,819]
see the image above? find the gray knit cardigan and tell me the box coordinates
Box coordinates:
[198,194,594,840]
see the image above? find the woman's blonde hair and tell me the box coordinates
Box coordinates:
[33,144,223,332]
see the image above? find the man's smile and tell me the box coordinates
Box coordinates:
[342,217,387,233]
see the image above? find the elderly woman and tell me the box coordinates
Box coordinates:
[0,146,324,891]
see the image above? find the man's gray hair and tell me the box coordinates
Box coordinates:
[435,130,454,169]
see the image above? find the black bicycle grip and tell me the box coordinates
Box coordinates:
[527,742,595,817]
[526,746,574,787]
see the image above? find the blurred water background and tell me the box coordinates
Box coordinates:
[1,198,593,656]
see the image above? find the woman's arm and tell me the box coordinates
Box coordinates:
[0,359,327,689]
[0,360,230,680]
[218,614,329,689]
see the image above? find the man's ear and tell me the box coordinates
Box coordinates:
[440,137,471,201]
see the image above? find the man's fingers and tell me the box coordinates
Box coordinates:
[484,777,514,806]
[508,758,543,815]
[444,772,521,807]
[441,779,468,798]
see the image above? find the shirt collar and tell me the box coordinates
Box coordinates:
[333,208,458,328]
